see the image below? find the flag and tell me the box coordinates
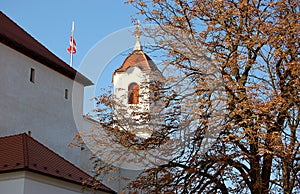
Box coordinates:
[67,36,76,54]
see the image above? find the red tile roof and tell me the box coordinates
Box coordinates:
[114,50,159,74]
[0,133,115,193]
[0,11,93,86]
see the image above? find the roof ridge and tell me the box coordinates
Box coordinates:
[114,50,159,74]
[21,133,92,178]
[22,133,29,168]
[0,12,65,68]
[0,11,59,64]
[0,132,27,138]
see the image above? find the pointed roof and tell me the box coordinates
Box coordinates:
[0,11,93,86]
[114,50,160,74]
[0,133,115,193]
[113,22,160,76]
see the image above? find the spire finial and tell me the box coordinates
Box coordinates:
[133,20,142,51]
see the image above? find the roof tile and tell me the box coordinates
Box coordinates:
[0,133,115,193]
[114,50,159,73]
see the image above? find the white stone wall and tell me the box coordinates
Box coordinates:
[113,66,152,136]
[0,171,107,194]
[0,172,24,194]
[0,43,85,167]
[113,66,150,107]
[113,66,165,138]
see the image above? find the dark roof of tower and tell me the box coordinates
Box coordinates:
[114,50,160,74]
[0,133,115,193]
[0,11,93,86]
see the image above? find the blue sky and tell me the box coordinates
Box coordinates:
[1,1,145,113]
[1,0,139,68]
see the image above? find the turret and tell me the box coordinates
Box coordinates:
[112,22,162,138]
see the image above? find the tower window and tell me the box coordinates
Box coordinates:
[64,89,69,99]
[128,83,139,104]
[30,68,35,83]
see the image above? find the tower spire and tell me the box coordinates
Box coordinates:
[133,20,142,51]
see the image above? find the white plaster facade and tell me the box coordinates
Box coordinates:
[113,66,154,137]
[0,171,106,194]
[0,42,87,168]
[113,62,164,138]
[113,66,150,107]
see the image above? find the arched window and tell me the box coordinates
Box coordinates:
[128,83,139,104]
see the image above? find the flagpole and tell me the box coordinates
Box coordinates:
[69,21,75,67]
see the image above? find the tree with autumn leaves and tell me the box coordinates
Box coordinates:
[89,0,300,193]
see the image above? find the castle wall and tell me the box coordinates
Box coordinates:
[0,43,84,167]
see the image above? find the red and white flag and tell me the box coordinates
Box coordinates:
[67,36,76,54]
[67,21,76,67]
